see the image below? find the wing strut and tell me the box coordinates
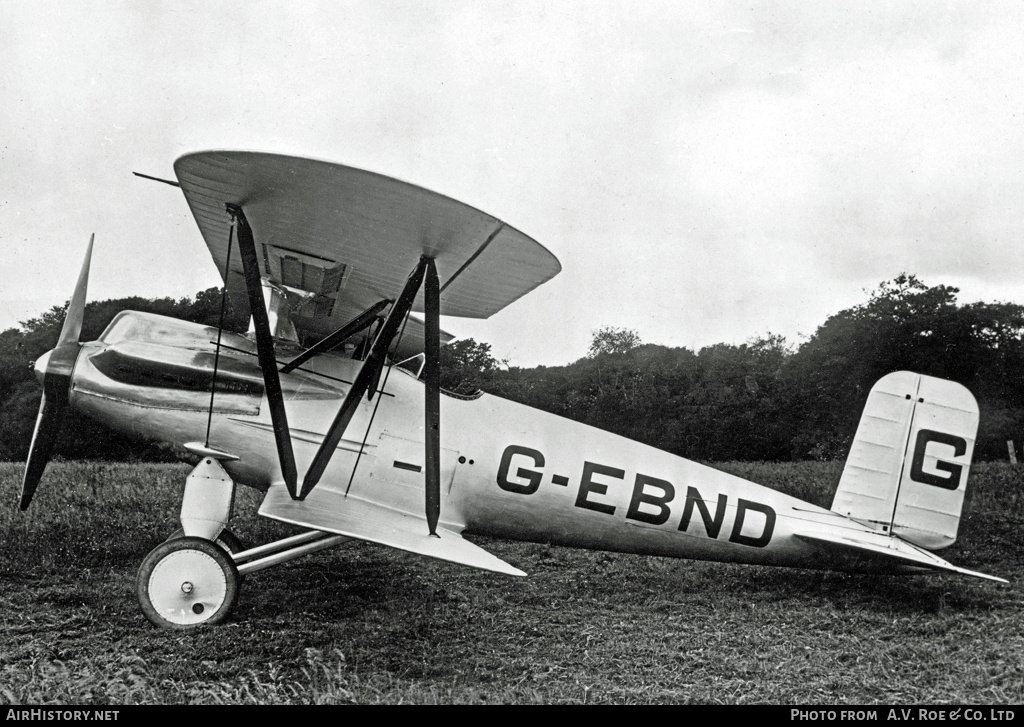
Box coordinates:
[279,298,391,374]
[299,256,430,500]
[227,204,299,499]
[223,204,444,533]
[424,258,441,536]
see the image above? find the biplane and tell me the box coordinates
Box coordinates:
[20,151,1005,629]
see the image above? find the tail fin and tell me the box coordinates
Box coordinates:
[831,371,978,551]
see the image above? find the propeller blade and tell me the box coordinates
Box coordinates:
[20,392,65,510]
[423,258,441,536]
[227,204,299,498]
[57,234,93,348]
[20,234,94,510]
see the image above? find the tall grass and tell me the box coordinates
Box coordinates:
[1,461,1021,704]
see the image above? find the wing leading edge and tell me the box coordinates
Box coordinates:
[174,151,561,357]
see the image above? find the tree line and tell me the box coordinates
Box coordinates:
[443,275,1024,462]
[2,274,1024,463]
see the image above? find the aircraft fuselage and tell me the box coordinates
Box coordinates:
[67,310,909,576]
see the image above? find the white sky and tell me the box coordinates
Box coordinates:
[2,1,1023,367]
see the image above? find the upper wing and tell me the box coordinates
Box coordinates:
[174,151,561,356]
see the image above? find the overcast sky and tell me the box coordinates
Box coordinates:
[3,1,1023,367]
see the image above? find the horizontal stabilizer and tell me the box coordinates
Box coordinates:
[259,484,525,577]
[795,531,1006,584]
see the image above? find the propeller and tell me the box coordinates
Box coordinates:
[20,235,94,510]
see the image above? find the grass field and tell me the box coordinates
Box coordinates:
[1,460,1021,705]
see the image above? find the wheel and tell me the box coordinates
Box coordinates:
[137,536,240,629]
[166,527,245,555]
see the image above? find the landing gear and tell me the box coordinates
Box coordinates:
[137,536,240,629]
[137,459,353,628]
[137,456,243,628]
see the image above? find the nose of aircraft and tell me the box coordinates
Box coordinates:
[20,235,95,512]
[33,350,52,385]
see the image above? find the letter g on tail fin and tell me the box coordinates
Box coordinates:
[831,371,978,551]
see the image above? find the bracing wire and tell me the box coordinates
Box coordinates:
[204,221,235,447]
[343,307,413,496]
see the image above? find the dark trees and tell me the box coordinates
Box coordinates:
[439,338,506,395]
[491,276,1024,462]
[785,275,1024,459]
[3,275,1023,463]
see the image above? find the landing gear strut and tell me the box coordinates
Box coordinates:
[138,456,242,628]
[136,456,352,629]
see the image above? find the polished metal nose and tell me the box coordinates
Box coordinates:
[33,350,52,385]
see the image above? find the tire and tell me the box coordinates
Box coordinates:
[137,536,240,629]
[167,527,245,555]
